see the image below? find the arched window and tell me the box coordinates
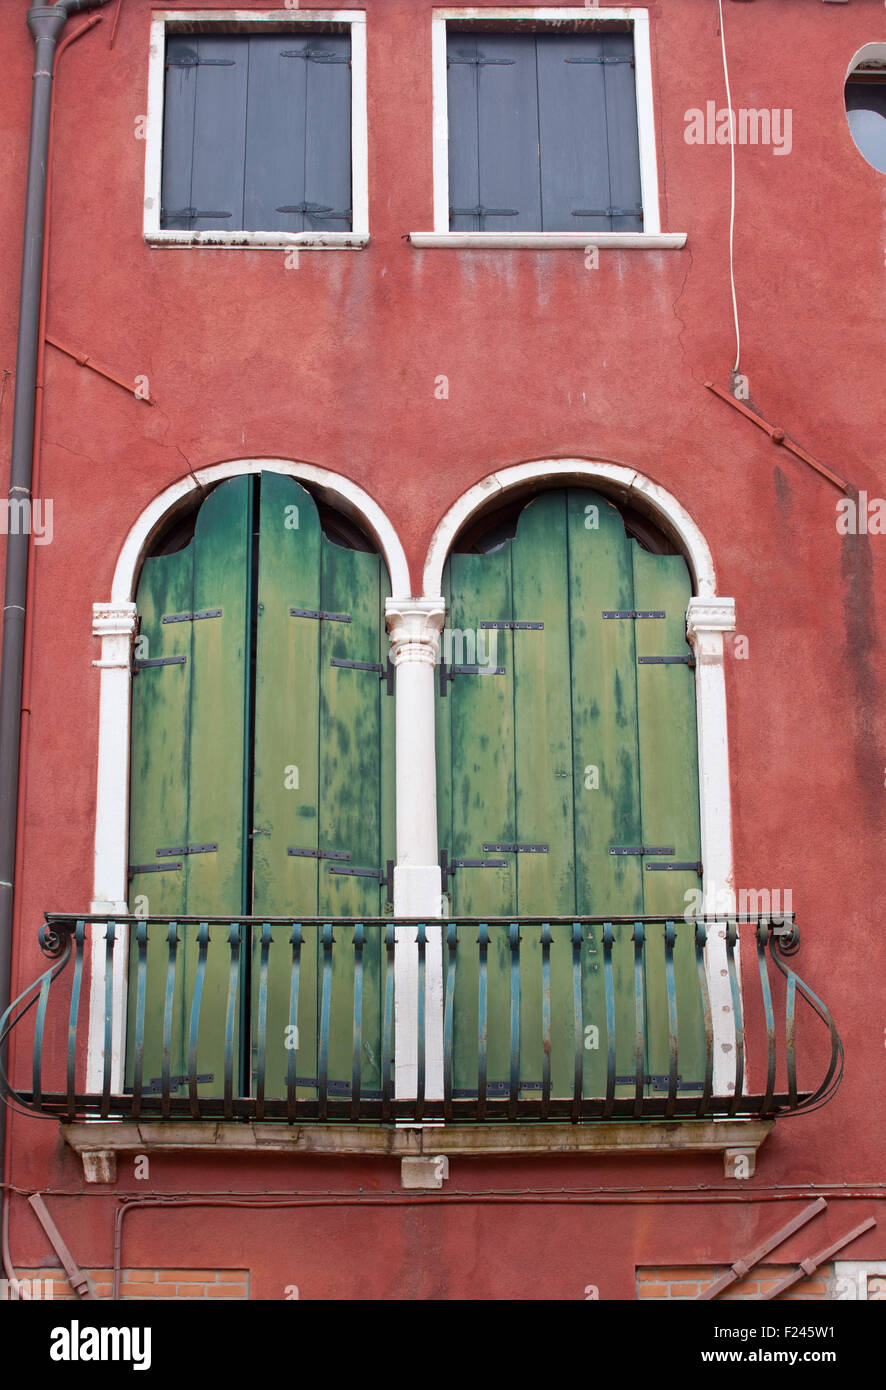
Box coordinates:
[435,486,705,1098]
[126,471,394,1097]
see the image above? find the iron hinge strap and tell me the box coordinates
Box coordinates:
[166,57,234,68]
[276,204,352,219]
[610,846,675,856]
[124,1073,214,1095]
[450,205,519,218]
[565,56,634,66]
[279,48,350,64]
[133,655,186,669]
[479,620,543,630]
[329,656,395,694]
[288,847,351,861]
[573,206,643,218]
[602,610,665,620]
[482,843,548,854]
[638,654,696,667]
[447,55,516,67]
[646,861,703,875]
[162,608,222,624]
[439,662,505,695]
[291,607,351,623]
[128,862,182,876]
[328,859,395,896]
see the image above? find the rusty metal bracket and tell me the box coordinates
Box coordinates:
[761,1215,877,1300]
[45,333,155,405]
[697,1196,827,1299]
[27,1193,94,1300]
[704,381,849,493]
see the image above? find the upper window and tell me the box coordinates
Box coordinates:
[145,14,368,248]
[162,33,352,234]
[446,30,641,233]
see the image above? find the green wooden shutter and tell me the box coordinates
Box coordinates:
[126,475,252,1094]
[438,487,703,1100]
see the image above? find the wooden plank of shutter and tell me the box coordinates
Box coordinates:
[320,539,386,1096]
[633,547,705,1089]
[252,472,322,1099]
[304,33,352,231]
[161,38,198,231]
[446,35,481,232]
[476,35,541,233]
[190,35,248,231]
[126,544,194,1090]
[537,33,609,233]
[603,31,643,231]
[567,488,643,1100]
[244,35,308,233]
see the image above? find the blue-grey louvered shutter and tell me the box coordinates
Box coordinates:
[447,33,541,232]
[601,32,643,232]
[303,34,352,231]
[243,36,308,233]
[161,36,249,232]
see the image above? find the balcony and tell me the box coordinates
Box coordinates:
[2,914,841,1135]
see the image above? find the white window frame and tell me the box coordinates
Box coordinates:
[144,11,369,249]
[411,7,684,250]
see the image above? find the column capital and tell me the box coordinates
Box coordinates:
[686,597,736,667]
[385,597,446,667]
[92,602,138,670]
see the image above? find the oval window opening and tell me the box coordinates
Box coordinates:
[845,46,886,174]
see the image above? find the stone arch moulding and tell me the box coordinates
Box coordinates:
[87,459,409,1091]
[408,458,739,1098]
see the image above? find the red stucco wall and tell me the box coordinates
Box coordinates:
[0,0,883,1297]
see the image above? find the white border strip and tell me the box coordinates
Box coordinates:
[410,233,684,249]
[145,11,369,248]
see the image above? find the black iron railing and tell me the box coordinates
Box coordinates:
[0,914,841,1124]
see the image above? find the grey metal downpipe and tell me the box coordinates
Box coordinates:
[0,0,111,1188]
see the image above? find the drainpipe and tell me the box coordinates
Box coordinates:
[0,0,111,1197]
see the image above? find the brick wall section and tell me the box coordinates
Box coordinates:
[637,1265,835,1300]
[9,1268,249,1299]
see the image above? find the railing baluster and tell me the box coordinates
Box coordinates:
[351,923,364,1120]
[187,923,210,1120]
[160,922,179,1120]
[224,923,242,1121]
[318,924,334,1121]
[66,920,86,1122]
[602,923,616,1120]
[785,969,798,1110]
[694,921,714,1117]
[540,923,551,1121]
[416,923,426,1122]
[571,922,583,1122]
[508,923,521,1121]
[757,921,777,1114]
[632,922,645,1119]
[382,924,395,1121]
[725,919,744,1115]
[443,923,457,1122]
[132,920,148,1121]
[102,921,117,1121]
[32,967,53,1113]
[255,923,272,1121]
[477,923,488,1121]
[286,924,302,1123]
[664,921,679,1118]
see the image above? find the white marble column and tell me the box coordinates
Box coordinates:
[385,597,446,1101]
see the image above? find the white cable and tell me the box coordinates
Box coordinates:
[718,0,741,376]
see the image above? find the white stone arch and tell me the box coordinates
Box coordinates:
[87,459,409,1089]
[409,459,738,1096]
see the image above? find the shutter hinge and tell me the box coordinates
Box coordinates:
[328,859,394,898]
[166,55,234,68]
[440,850,508,877]
[447,55,516,67]
[133,655,187,670]
[450,205,519,219]
[439,662,505,695]
[565,56,634,66]
[573,205,644,219]
[482,842,548,854]
[602,610,665,620]
[645,861,703,875]
[156,843,217,856]
[638,654,695,667]
[479,620,543,630]
[128,861,183,877]
[162,608,222,624]
[280,47,350,64]
[287,847,351,861]
[291,607,351,623]
[330,656,395,695]
[276,204,352,220]
[609,846,675,856]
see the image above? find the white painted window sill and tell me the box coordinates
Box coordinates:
[409,232,687,250]
[144,231,369,250]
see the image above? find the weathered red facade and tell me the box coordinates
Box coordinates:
[0,0,883,1305]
